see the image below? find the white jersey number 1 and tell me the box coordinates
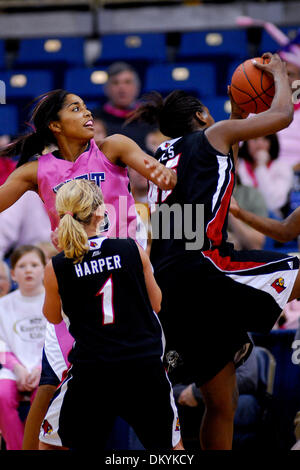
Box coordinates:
[96,275,115,325]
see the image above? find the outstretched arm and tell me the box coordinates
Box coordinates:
[99,134,177,190]
[0,160,38,212]
[230,196,300,243]
[206,53,293,155]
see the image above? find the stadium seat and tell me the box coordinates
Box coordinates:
[204,96,231,122]
[15,37,86,67]
[0,104,18,136]
[0,70,53,99]
[178,29,248,61]
[143,63,216,98]
[97,33,167,63]
[259,25,300,55]
[252,329,300,450]
[64,67,107,100]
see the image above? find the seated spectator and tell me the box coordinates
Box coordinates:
[238,134,293,218]
[277,62,300,170]
[173,349,260,449]
[93,117,107,143]
[274,299,300,331]
[0,191,51,260]
[0,245,47,450]
[0,259,11,298]
[92,61,155,203]
[228,172,267,250]
[145,129,170,156]
[36,242,58,264]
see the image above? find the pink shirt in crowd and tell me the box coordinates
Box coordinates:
[277,104,300,169]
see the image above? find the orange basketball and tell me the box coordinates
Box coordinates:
[230,57,275,114]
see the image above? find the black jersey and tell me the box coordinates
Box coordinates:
[52,237,163,365]
[148,130,234,272]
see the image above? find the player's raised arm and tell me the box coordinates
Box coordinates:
[230,196,300,243]
[0,160,38,212]
[99,134,177,190]
[205,53,293,155]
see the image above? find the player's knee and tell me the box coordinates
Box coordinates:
[203,384,239,419]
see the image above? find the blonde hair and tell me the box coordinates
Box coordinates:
[55,179,104,263]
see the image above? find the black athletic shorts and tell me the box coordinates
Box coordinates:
[39,358,181,450]
[155,247,299,387]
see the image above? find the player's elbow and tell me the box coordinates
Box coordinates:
[153,299,161,314]
[152,292,162,314]
[275,107,294,130]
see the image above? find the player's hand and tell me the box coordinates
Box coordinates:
[228,85,249,119]
[229,196,241,218]
[144,158,177,190]
[253,52,287,78]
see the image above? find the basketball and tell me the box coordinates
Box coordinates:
[230,57,275,114]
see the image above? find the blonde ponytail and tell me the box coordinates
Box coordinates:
[55,179,104,264]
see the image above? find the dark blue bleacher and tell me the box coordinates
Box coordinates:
[143,62,216,99]
[1,70,53,100]
[64,66,107,101]
[204,96,231,122]
[0,105,18,136]
[177,29,249,61]
[252,329,300,450]
[97,33,167,64]
[14,37,86,68]
[259,25,300,55]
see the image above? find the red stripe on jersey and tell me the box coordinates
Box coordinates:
[202,248,265,272]
[206,171,235,246]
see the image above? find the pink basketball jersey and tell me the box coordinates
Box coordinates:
[37,139,137,239]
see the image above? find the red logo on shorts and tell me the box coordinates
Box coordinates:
[175,417,180,432]
[271,277,286,294]
[42,419,53,435]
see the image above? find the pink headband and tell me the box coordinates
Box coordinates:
[65,211,74,217]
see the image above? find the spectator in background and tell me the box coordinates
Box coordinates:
[0,191,51,260]
[145,129,170,156]
[277,62,300,170]
[93,61,153,150]
[92,62,155,202]
[0,245,47,450]
[93,117,107,143]
[238,134,293,218]
[0,135,16,185]
[0,259,11,297]
[228,169,267,250]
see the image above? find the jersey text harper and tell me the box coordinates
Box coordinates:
[74,255,122,278]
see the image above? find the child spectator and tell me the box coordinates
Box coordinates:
[0,245,47,450]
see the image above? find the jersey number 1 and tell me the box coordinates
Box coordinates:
[96,275,115,325]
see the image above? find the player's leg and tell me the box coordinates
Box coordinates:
[23,384,57,450]
[199,361,238,450]
[288,268,300,302]
[120,359,183,450]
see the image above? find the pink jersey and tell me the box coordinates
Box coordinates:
[37,138,137,239]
